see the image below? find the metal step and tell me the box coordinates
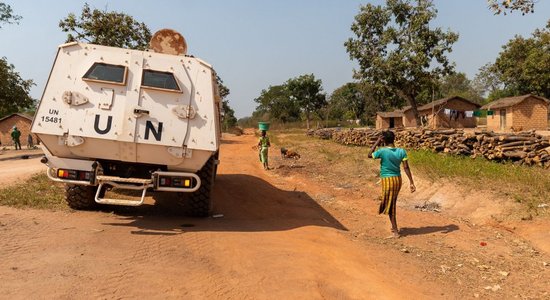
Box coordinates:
[94,176,153,206]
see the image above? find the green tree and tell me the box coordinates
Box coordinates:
[437,72,484,103]
[328,82,365,121]
[0,2,21,28]
[488,0,535,15]
[489,21,550,99]
[345,0,458,124]
[254,85,300,123]
[59,3,152,50]
[216,76,237,131]
[0,57,35,117]
[473,63,503,100]
[285,74,327,129]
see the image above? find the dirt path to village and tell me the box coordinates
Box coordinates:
[0,132,549,299]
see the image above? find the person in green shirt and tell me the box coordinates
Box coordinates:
[11,126,22,150]
[258,130,271,170]
[368,130,416,238]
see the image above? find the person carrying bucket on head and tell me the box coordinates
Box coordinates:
[258,130,271,170]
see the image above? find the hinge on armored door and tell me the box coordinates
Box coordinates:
[99,88,114,110]
[172,105,196,119]
[63,91,89,106]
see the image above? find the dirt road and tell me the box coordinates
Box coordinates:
[0,156,45,186]
[0,133,549,299]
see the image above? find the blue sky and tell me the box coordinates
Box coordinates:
[1,1,549,118]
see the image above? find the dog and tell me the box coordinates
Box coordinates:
[280,147,301,159]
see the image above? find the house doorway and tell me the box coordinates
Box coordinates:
[499,109,506,130]
[389,117,395,128]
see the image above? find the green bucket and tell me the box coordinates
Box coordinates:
[258,122,270,131]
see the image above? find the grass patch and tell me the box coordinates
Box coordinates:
[409,151,550,197]
[409,150,550,212]
[0,173,67,210]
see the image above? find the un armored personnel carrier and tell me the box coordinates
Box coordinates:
[31,29,221,216]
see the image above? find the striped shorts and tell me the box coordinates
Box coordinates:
[379,176,402,215]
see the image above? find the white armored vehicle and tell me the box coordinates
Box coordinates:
[31,29,221,216]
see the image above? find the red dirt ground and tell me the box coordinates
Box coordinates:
[0,132,548,299]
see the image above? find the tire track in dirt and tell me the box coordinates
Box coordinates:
[0,211,61,298]
[0,212,53,263]
[90,221,251,299]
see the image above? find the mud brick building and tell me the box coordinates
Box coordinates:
[0,113,37,147]
[402,96,481,128]
[377,96,480,129]
[376,111,404,129]
[481,94,550,131]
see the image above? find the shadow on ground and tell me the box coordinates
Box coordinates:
[102,174,346,234]
[399,224,459,237]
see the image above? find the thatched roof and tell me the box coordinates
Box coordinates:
[481,94,550,110]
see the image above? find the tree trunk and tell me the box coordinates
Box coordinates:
[396,90,421,127]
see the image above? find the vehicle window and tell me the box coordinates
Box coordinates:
[142,70,181,92]
[83,63,127,84]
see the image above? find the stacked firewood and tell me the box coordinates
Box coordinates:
[332,129,380,146]
[395,129,477,156]
[472,131,550,167]
[307,128,550,168]
[306,128,336,140]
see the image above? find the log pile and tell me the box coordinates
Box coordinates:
[395,129,477,156]
[306,128,336,140]
[307,128,550,169]
[332,129,380,146]
[471,131,550,167]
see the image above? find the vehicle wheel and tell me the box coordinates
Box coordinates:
[65,184,100,210]
[187,155,215,217]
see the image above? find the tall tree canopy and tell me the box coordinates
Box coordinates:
[437,73,484,103]
[476,21,550,100]
[494,21,550,98]
[59,3,152,50]
[254,85,300,123]
[345,0,458,124]
[285,74,327,129]
[0,57,35,117]
[0,3,34,117]
[328,82,368,122]
[0,2,21,28]
[488,0,535,15]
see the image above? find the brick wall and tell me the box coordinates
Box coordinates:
[376,115,387,129]
[403,111,417,127]
[0,115,37,147]
[420,98,479,128]
[486,108,513,131]
[376,115,404,129]
[511,97,548,130]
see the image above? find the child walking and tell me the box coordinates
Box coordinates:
[368,130,416,238]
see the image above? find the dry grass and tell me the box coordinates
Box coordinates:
[0,173,67,210]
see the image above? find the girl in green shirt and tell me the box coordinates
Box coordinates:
[368,130,416,238]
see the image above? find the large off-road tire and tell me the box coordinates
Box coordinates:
[187,155,216,217]
[64,184,99,210]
